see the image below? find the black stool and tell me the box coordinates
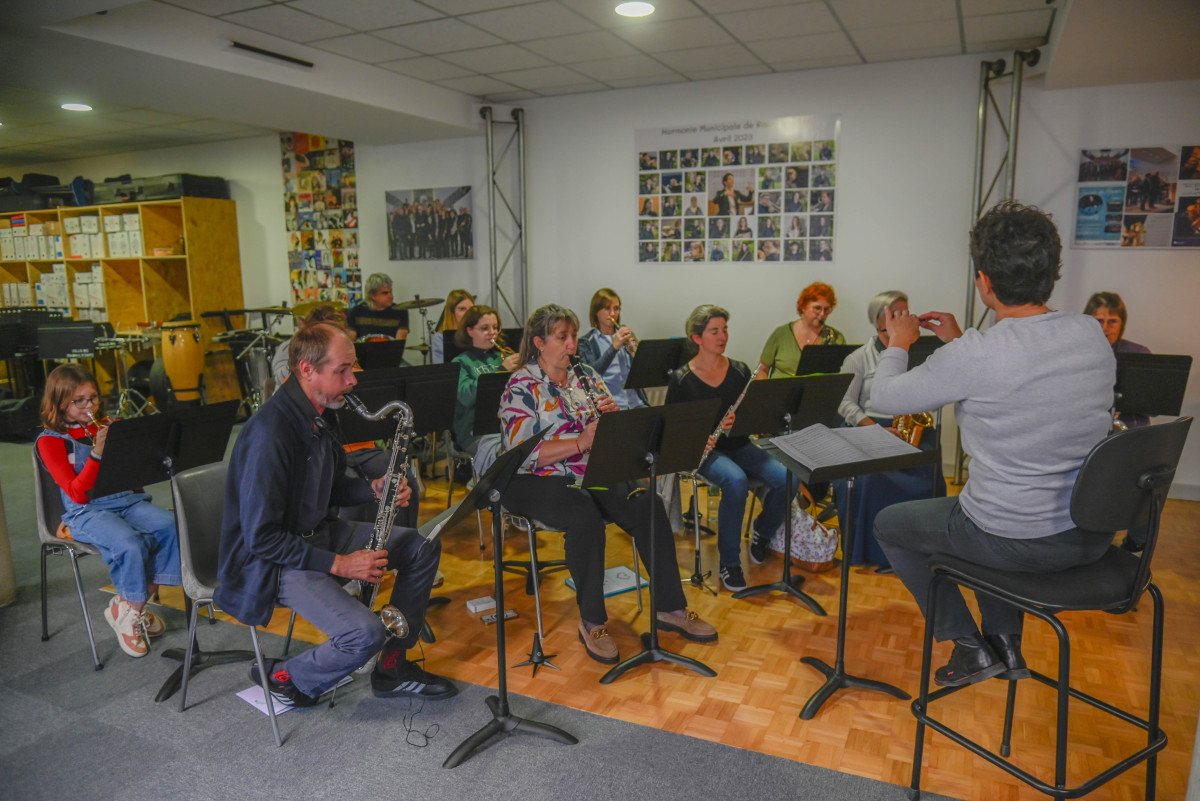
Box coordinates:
[908,417,1191,801]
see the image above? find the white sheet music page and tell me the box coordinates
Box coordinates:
[771,423,917,469]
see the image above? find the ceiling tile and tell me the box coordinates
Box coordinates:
[439,44,553,72]
[716,3,841,42]
[686,63,773,80]
[613,16,735,53]
[863,44,962,62]
[606,74,689,89]
[424,0,529,13]
[222,4,354,42]
[378,56,476,81]
[963,8,1053,45]
[461,2,597,42]
[560,0,705,28]
[961,0,1054,14]
[483,90,541,101]
[311,33,420,62]
[695,0,808,12]
[375,18,504,53]
[285,0,442,30]
[830,0,957,29]
[535,81,610,96]
[570,54,678,82]
[751,31,857,62]
[435,74,521,96]
[964,36,1044,54]
[851,18,959,54]
[523,30,641,63]
[160,0,269,16]
[768,53,862,71]
[0,127,62,145]
[490,65,591,90]
[656,43,762,72]
[105,108,199,125]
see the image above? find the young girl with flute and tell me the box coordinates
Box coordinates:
[36,364,180,658]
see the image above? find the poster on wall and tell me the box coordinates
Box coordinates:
[385,187,474,261]
[634,114,839,264]
[1072,145,1200,249]
[281,132,360,306]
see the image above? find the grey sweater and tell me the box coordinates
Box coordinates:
[871,311,1115,538]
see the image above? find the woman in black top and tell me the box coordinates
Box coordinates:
[665,305,792,592]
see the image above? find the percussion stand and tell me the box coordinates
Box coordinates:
[443,426,577,769]
[234,330,274,414]
[416,305,433,365]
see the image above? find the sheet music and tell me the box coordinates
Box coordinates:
[770,423,917,469]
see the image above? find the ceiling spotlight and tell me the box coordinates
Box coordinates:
[616,2,655,17]
[61,103,93,111]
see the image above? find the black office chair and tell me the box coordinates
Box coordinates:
[33,450,103,670]
[172,462,296,746]
[908,417,1191,800]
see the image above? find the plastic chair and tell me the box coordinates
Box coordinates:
[33,450,103,671]
[172,461,296,747]
[908,417,1191,801]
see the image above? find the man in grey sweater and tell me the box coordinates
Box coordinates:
[871,201,1116,687]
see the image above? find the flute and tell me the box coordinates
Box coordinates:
[694,361,763,472]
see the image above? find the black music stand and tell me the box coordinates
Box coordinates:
[473,371,513,438]
[907,336,946,368]
[582,399,722,684]
[1115,353,1191,417]
[84,401,242,703]
[37,320,96,362]
[354,339,406,370]
[442,427,579,769]
[761,433,939,719]
[728,374,853,614]
[793,344,859,376]
[624,338,691,391]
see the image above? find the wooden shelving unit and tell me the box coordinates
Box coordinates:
[0,197,244,402]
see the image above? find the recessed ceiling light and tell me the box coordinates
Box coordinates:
[61,103,93,111]
[615,2,655,17]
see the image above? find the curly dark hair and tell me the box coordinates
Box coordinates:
[969,201,1062,306]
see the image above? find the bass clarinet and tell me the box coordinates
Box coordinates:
[343,393,412,640]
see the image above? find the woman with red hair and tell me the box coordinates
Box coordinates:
[755,282,846,378]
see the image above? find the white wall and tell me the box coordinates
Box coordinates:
[13,56,1199,494]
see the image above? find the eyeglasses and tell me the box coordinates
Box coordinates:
[70,395,99,409]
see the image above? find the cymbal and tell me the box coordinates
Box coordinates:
[408,342,430,353]
[291,300,348,318]
[392,296,444,311]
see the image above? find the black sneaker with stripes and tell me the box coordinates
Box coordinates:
[250,658,319,708]
[371,656,458,700]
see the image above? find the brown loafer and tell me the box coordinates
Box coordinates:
[797,558,838,574]
[578,620,619,664]
[656,610,718,643]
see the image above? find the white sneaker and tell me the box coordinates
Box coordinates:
[109,595,164,638]
[104,598,148,658]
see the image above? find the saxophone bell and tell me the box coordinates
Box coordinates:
[892,412,935,446]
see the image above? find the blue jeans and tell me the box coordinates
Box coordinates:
[700,441,792,567]
[64,491,181,603]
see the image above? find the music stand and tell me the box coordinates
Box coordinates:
[442,426,579,769]
[907,336,946,368]
[1115,353,1191,417]
[38,320,96,361]
[354,339,406,371]
[624,338,691,391]
[473,371,513,437]
[83,401,242,703]
[399,363,460,437]
[726,374,853,614]
[794,344,859,376]
[760,436,938,719]
[440,330,463,363]
[580,399,722,684]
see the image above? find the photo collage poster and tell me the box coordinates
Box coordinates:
[281,132,361,306]
[1073,145,1200,248]
[634,114,840,264]
[385,186,475,261]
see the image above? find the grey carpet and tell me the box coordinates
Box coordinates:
[0,439,959,801]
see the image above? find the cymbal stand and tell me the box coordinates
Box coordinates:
[417,305,433,365]
[114,335,155,418]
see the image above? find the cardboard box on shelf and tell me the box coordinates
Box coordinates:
[122,213,139,231]
[68,233,91,259]
[128,230,142,256]
[79,215,100,234]
[108,231,130,258]
[62,216,81,234]
[89,233,105,258]
[103,215,122,233]
[89,281,105,309]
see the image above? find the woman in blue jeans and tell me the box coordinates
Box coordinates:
[666,305,791,592]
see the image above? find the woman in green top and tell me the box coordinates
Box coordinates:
[755,281,845,378]
[450,305,520,453]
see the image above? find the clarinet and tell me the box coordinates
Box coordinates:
[342,393,412,640]
[693,361,763,474]
[568,354,606,418]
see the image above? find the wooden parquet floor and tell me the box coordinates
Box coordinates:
[209,476,1199,800]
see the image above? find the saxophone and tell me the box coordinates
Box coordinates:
[342,393,412,640]
[892,412,936,447]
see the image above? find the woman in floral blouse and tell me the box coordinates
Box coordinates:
[499,304,717,665]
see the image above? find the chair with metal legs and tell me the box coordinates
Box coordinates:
[908,417,1191,801]
[172,461,298,747]
[33,451,103,671]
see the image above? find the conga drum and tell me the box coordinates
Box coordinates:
[161,322,203,402]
